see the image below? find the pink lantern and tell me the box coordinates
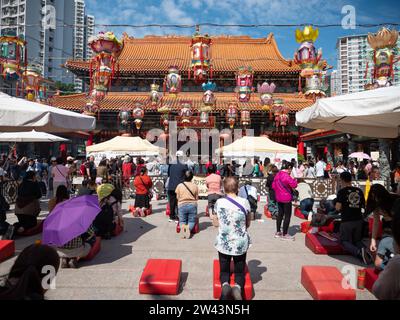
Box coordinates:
[236,66,254,102]
[189,26,212,84]
[257,82,276,110]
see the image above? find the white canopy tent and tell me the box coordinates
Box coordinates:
[86,135,166,163]
[0,92,96,133]
[215,136,298,163]
[0,130,69,142]
[295,86,400,138]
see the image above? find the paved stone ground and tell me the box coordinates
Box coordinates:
[0,198,375,300]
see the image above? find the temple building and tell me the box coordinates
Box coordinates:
[50,32,318,156]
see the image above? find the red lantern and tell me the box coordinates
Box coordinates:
[87,31,123,114]
[189,26,212,84]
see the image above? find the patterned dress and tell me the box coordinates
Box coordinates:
[214,197,251,256]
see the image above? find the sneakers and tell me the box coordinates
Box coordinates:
[231,284,243,300]
[360,247,373,265]
[61,258,69,269]
[274,232,283,238]
[2,225,15,240]
[68,258,78,269]
[220,283,232,300]
[281,234,295,241]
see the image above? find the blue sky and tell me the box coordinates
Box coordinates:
[86,0,400,69]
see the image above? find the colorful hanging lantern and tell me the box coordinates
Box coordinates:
[164,66,182,97]
[189,25,212,84]
[179,102,192,126]
[202,81,216,106]
[200,81,216,124]
[279,105,290,133]
[87,31,123,114]
[240,109,251,127]
[294,26,322,77]
[366,28,399,88]
[226,102,238,129]
[22,65,42,101]
[83,102,98,116]
[132,103,145,130]
[0,34,26,81]
[118,108,131,126]
[294,25,326,99]
[271,99,284,130]
[149,83,162,106]
[236,66,254,102]
[158,104,170,132]
[257,82,276,111]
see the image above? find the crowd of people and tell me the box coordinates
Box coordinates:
[1,150,400,300]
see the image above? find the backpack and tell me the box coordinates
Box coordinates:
[244,186,258,211]
[93,201,115,236]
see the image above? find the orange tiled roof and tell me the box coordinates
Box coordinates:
[49,92,314,113]
[66,33,300,74]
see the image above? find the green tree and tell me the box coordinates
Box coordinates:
[55,81,76,95]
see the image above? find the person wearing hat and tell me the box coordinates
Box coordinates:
[94,183,122,239]
[167,151,188,222]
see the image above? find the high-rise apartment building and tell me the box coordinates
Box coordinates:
[0,0,95,92]
[336,33,400,95]
[73,1,95,92]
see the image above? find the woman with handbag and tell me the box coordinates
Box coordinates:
[133,167,153,217]
[212,176,251,300]
[272,162,298,240]
[175,170,199,239]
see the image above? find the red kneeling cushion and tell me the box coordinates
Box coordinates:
[82,237,101,261]
[139,259,182,295]
[19,220,44,236]
[305,233,345,255]
[294,207,307,220]
[319,221,335,233]
[301,221,312,233]
[364,268,381,292]
[301,266,356,300]
[176,217,199,234]
[0,240,15,263]
[368,216,382,239]
[264,205,272,218]
[213,259,254,300]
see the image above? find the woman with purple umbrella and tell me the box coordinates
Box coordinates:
[42,195,100,269]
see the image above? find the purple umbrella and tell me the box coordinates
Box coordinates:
[42,195,100,246]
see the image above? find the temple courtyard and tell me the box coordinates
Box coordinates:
[0,199,375,300]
